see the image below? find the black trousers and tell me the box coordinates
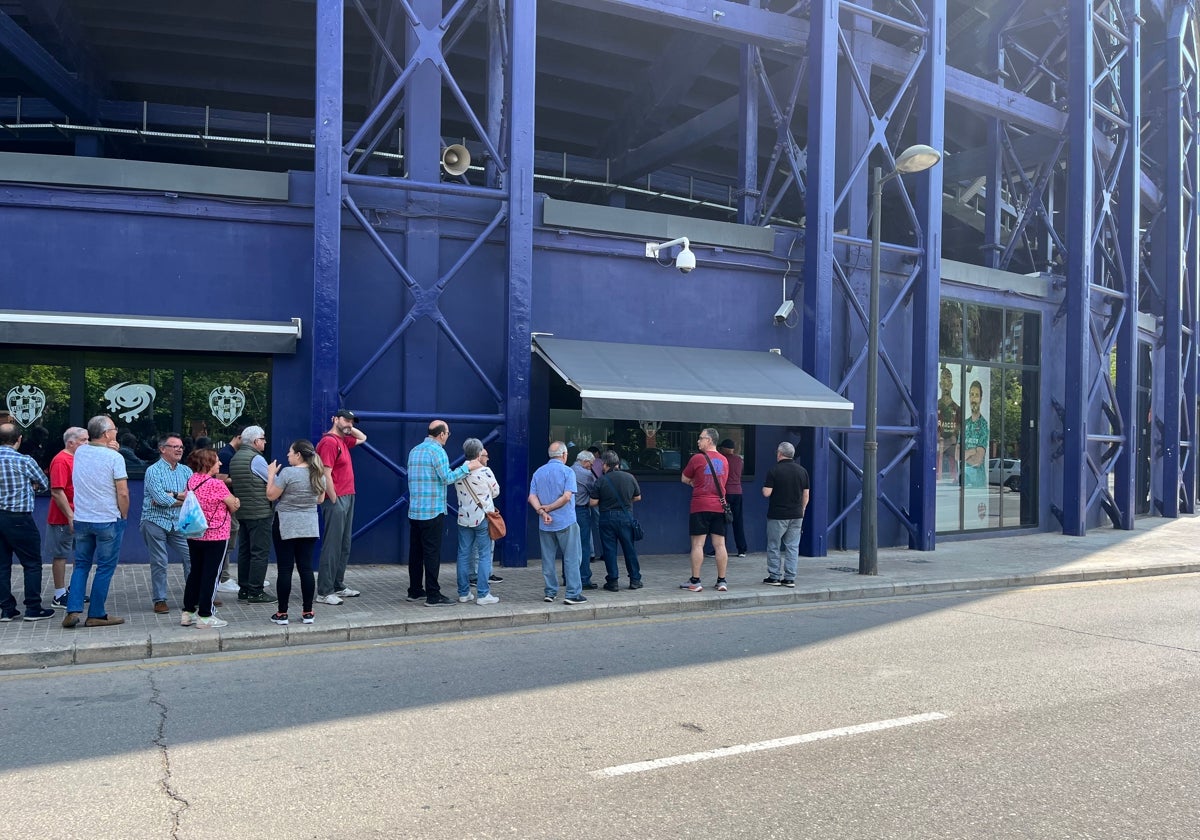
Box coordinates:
[184,539,224,618]
[408,515,444,599]
[236,515,272,596]
[0,510,43,612]
[272,516,315,614]
[726,493,747,554]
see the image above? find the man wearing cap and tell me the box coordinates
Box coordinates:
[316,410,368,605]
[718,438,748,557]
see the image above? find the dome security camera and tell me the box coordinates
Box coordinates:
[676,246,696,274]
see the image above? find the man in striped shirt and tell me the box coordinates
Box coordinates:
[0,421,53,621]
[406,420,482,606]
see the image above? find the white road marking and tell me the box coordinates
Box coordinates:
[592,711,952,778]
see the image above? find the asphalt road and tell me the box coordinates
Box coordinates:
[3,575,1197,839]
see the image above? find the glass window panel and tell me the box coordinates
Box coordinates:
[966,305,1004,362]
[0,362,73,471]
[85,366,175,480]
[1016,368,1038,526]
[935,362,965,533]
[183,369,271,450]
[961,367,992,529]
[939,299,963,357]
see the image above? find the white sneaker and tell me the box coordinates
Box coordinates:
[457,595,473,603]
[316,593,343,606]
[216,580,240,593]
[334,588,360,598]
[180,611,196,627]
[476,594,499,605]
[196,615,227,628]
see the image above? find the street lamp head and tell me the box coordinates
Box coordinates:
[894,144,942,174]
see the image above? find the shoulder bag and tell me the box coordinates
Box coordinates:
[701,451,735,523]
[463,475,506,540]
[603,473,643,541]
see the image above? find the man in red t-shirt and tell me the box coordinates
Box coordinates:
[680,427,730,593]
[46,427,89,608]
[315,410,367,605]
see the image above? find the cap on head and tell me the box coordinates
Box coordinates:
[718,439,735,450]
[334,409,357,422]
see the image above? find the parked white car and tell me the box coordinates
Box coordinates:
[988,458,1022,490]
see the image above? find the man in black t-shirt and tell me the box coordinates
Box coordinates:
[761,441,810,588]
[589,451,644,590]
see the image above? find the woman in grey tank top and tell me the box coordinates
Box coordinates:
[266,439,326,625]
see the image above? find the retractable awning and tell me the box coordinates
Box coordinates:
[533,336,853,427]
[0,310,302,354]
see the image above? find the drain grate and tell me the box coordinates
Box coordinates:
[827,566,858,573]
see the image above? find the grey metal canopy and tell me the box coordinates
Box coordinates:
[0,310,302,354]
[533,336,854,427]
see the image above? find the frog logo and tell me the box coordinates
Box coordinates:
[104,382,157,423]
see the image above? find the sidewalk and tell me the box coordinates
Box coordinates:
[3,515,1199,671]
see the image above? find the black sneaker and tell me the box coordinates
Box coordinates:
[488,574,503,583]
[582,582,599,590]
[1,609,20,621]
[628,580,644,590]
[602,582,620,592]
[51,592,68,609]
[564,595,589,605]
[246,592,274,604]
[237,590,250,601]
[763,577,782,586]
[405,591,427,602]
[23,607,55,621]
[425,594,454,607]
[736,552,748,558]
[781,579,796,588]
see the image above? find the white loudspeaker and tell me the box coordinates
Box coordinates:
[441,144,471,176]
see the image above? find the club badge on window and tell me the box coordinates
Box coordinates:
[6,384,46,428]
[104,382,157,422]
[208,386,246,427]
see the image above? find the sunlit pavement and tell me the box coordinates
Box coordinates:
[3,514,1198,670]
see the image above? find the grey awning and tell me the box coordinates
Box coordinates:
[533,336,853,427]
[0,310,302,354]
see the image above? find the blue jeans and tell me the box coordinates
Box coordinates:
[140,518,191,603]
[68,519,127,617]
[599,510,641,584]
[766,517,803,579]
[576,505,595,585]
[457,522,493,599]
[540,524,581,599]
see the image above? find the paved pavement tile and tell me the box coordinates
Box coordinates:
[2,515,1198,670]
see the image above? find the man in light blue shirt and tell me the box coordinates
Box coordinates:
[528,441,586,604]
[139,432,193,615]
[406,420,482,606]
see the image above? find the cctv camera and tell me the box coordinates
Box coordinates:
[676,248,696,274]
[773,300,795,324]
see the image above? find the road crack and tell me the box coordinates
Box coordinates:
[143,667,189,838]
[949,608,1200,654]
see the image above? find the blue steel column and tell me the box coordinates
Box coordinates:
[982,28,1004,271]
[735,35,759,225]
[313,0,345,436]
[1162,4,1199,516]
[501,0,534,567]
[799,0,837,557]
[908,0,945,551]
[1113,1,1140,529]
[1062,7,1095,535]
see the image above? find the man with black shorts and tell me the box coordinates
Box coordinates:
[680,427,729,592]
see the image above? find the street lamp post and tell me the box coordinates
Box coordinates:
[859,144,942,576]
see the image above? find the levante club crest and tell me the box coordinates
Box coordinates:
[6,384,46,428]
[208,386,246,427]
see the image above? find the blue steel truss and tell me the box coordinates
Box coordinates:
[1155,4,1199,515]
[1060,0,1140,534]
[313,0,535,565]
[802,0,944,555]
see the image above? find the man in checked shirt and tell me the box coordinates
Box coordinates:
[0,421,55,621]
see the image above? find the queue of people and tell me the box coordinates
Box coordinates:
[1,408,816,627]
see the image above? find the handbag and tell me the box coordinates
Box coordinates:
[602,473,643,541]
[701,450,735,523]
[178,488,209,538]
[462,475,506,540]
